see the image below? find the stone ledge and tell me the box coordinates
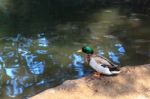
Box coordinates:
[30,64,150,99]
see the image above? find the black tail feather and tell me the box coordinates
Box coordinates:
[109,67,120,71]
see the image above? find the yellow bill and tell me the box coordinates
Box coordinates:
[77,49,82,53]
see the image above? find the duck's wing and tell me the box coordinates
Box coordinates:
[97,54,119,67]
[92,55,113,68]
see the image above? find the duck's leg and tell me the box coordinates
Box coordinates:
[93,72,101,78]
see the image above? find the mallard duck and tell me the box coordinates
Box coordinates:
[77,46,120,77]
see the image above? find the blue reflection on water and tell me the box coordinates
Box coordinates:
[0,57,4,62]
[36,50,48,54]
[13,34,21,42]
[6,79,23,97]
[0,34,48,98]
[108,43,126,64]
[19,76,33,88]
[108,51,120,63]
[0,56,4,92]
[18,48,29,56]
[24,54,45,75]
[38,38,49,47]
[7,52,15,58]
[36,80,45,86]
[37,33,49,47]
[71,54,84,77]
[5,68,18,79]
[18,48,45,75]
[97,43,126,64]
[29,61,45,75]
[0,34,127,98]
[115,43,126,55]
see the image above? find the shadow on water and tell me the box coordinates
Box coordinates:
[0,0,102,35]
[1,0,149,35]
[0,0,149,99]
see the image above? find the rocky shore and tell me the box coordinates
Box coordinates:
[30,64,150,99]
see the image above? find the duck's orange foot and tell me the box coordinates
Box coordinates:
[93,72,101,78]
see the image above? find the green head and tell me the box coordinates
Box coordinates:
[77,46,94,54]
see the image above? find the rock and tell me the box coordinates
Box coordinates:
[30,64,150,99]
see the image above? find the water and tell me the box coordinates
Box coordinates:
[0,1,150,99]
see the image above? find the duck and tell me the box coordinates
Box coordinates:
[77,46,120,77]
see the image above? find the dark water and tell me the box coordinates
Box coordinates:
[0,1,150,99]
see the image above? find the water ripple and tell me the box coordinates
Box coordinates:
[38,37,48,47]
[36,50,48,54]
[6,79,23,97]
[5,68,19,79]
[24,54,45,75]
[71,53,84,77]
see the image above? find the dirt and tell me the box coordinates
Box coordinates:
[30,64,150,99]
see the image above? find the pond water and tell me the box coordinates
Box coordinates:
[0,1,150,99]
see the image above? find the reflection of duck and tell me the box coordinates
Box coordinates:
[77,46,120,77]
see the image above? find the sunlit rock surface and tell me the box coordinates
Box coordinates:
[30,64,150,99]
